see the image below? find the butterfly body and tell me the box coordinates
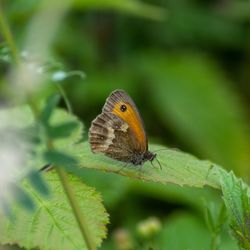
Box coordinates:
[89,89,156,166]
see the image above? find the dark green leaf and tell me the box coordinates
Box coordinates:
[27,170,50,197]
[0,43,11,63]
[159,213,211,250]
[40,94,60,124]
[13,184,35,212]
[43,150,78,168]
[48,121,78,139]
[159,212,237,250]
[73,0,166,21]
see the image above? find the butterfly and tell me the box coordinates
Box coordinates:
[89,89,159,167]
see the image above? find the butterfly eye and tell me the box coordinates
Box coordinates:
[120,104,127,112]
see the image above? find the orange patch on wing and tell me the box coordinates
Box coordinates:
[112,102,147,148]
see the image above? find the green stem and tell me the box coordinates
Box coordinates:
[56,167,96,250]
[0,5,95,250]
[56,83,73,114]
[210,233,218,250]
[0,3,20,65]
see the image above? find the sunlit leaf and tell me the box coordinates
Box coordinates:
[0,171,109,250]
[70,141,221,189]
[220,171,250,249]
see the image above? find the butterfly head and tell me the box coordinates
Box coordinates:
[131,150,156,165]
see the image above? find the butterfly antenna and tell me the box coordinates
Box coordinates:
[150,157,162,170]
[116,162,129,174]
[156,157,162,170]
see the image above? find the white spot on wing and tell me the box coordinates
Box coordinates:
[120,123,129,132]
[102,126,115,150]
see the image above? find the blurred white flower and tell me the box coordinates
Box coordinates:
[0,129,30,209]
[20,50,30,60]
[11,61,44,95]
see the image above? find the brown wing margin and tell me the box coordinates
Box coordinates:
[102,90,134,113]
[89,112,114,153]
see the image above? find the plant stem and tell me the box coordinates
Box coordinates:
[0,3,20,65]
[56,83,73,114]
[56,167,96,250]
[210,233,218,250]
[0,5,96,250]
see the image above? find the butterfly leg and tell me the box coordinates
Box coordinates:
[116,161,130,174]
[137,164,145,175]
[150,158,162,170]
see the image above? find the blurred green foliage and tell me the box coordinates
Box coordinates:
[1,0,250,249]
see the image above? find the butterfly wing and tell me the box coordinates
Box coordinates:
[89,112,135,162]
[102,89,148,152]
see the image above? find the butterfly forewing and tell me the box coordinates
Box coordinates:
[102,90,148,152]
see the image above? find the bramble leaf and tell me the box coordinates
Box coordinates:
[220,171,250,249]
[0,171,109,250]
[70,142,221,189]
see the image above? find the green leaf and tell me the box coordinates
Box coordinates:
[73,168,130,208]
[0,105,84,151]
[40,94,61,124]
[220,171,250,249]
[73,0,166,21]
[204,201,227,232]
[49,108,83,149]
[0,106,84,210]
[44,150,78,168]
[159,213,211,250]
[27,170,50,197]
[48,121,79,139]
[0,171,109,250]
[12,184,35,212]
[70,142,221,189]
[0,43,11,63]
[158,212,238,250]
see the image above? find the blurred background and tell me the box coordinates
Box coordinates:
[1,0,250,249]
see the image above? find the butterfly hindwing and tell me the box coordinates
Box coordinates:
[89,112,136,162]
